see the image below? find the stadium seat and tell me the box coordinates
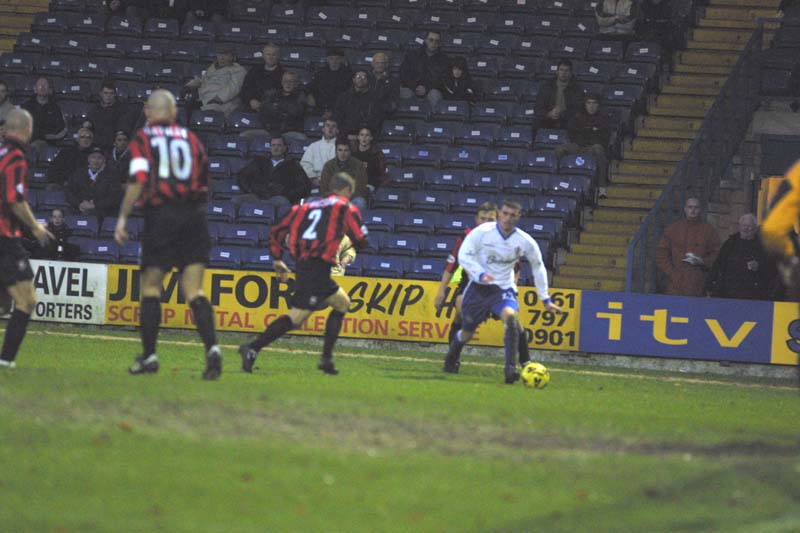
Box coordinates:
[207,157,231,180]
[237,201,276,224]
[575,61,615,85]
[65,215,99,237]
[481,148,522,171]
[163,42,201,63]
[558,153,598,176]
[217,223,267,247]
[402,145,442,168]
[530,196,576,222]
[477,34,515,56]
[189,110,226,133]
[207,201,237,223]
[127,40,165,61]
[395,211,438,234]
[394,99,431,121]
[209,245,243,269]
[587,40,624,63]
[420,234,458,258]
[520,151,557,173]
[270,4,306,26]
[533,129,569,150]
[456,124,498,147]
[108,16,143,36]
[387,167,425,189]
[362,255,405,278]
[553,37,590,60]
[363,210,396,233]
[511,36,555,58]
[612,62,656,87]
[33,12,69,33]
[442,146,484,169]
[472,102,511,125]
[380,233,421,257]
[416,122,459,145]
[211,180,242,201]
[491,13,531,35]
[207,134,248,158]
[230,2,269,23]
[406,257,446,280]
[241,248,274,271]
[423,169,468,192]
[539,0,577,16]
[435,213,474,235]
[503,173,544,196]
[510,102,537,125]
[100,217,142,240]
[410,190,451,213]
[144,18,180,39]
[330,28,367,49]
[15,33,51,55]
[604,84,644,109]
[70,57,107,79]
[529,15,567,36]
[38,190,68,212]
[289,28,326,48]
[108,60,146,82]
[38,56,71,79]
[450,192,495,214]
[452,12,489,33]
[546,174,592,202]
[69,13,106,34]
[76,238,119,263]
[0,53,36,74]
[465,171,503,193]
[467,57,498,79]
[119,241,141,264]
[626,42,661,64]
[181,20,214,40]
[563,16,598,38]
[380,120,417,143]
[432,100,469,122]
[495,126,534,149]
[441,33,477,55]
[370,188,410,210]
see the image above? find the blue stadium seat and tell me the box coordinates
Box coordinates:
[533,129,569,150]
[218,21,259,43]
[380,120,417,143]
[217,223,267,247]
[190,110,226,133]
[510,36,554,59]
[395,211,438,234]
[88,36,129,59]
[546,174,592,202]
[539,0,577,16]
[432,100,469,122]
[361,231,383,255]
[626,42,661,64]
[604,84,644,108]
[108,16,143,37]
[530,196,575,222]
[38,190,68,211]
[429,0,462,10]
[28,167,48,190]
[442,146,484,169]
[441,33,477,55]
[482,79,521,102]
[416,122,459,145]
[226,111,263,134]
[0,53,36,74]
[33,12,69,33]
[491,13,532,34]
[163,42,201,63]
[108,60,146,81]
[522,216,562,244]
[406,257,446,280]
[477,34,515,56]
[270,4,306,26]
[181,20,214,40]
[448,192,494,215]
[497,58,537,81]
[65,215,99,237]
[100,217,142,240]
[15,33,51,55]
[209,245,243,269]
[207,201,237,223]
[423,169,467,192]
[363,210,396,233]
[289,28,327,48]
[330,28,367,49]
[452,12,490,33]
[435,212,474,235]
[128,40,165,61]
[575,61,615,85]
[370,188,410,210]
[119,241,141,264]
[237,201,276,224]
[420,234,458,258]
[457,125,498,147]
[207,134,248,158]
[207,157,231,180]
[36,145,61,168]
[307,6,344,26]
[380,233,421,257]
[387,167,425,189]
[38,56,70,78]
[558,153,598,177]
[76,238,119,263]
[612,62,656,87]
[503,173,545,196]
[402,145,442,167]
[241,248,274,271]
[148,62,187,85]
[144,18,180,39]
[563,16,598,38]
[588,40,624,62]
[281,47,324,70]
[394,99,431,121]
[230,2,269,23]
[364,29,407,51]
[69,13,106,34]
[495,126,533,149]
[69,56,107,79]
[472,102,511,125]
[410,190,451,213]
[465,171,503,193]
[529,15,567,36]
[554,37,591,60]
[211,180,243,201]
[481,148,522,171]
[362,255,405,278]
[521,151,557,173]
[467,57,498,79]
[510,102,537,125]
[376,8,416,30]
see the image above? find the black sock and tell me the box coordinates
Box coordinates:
[251,315,294,351]
[518,325,530,366]
[189,296,217,351]
[448,316,462,345]
[445,330,465,364]
[504,318,519,370]
[321,310,345,360]
[140,297,160,357]
[0,309,31,363]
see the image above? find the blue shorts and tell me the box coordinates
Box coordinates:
[460,282,518,331]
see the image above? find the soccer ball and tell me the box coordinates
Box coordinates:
[521,362,550,389]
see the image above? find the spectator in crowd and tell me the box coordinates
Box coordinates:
[637,0,678,63]
[240,44,284,114]
[309,48,352,118]
[103,0,126,15]
[331,235,356,277]
[320,139,367,211]
[441,56,477,101]
[65,146,123,219]
[399,31,449,108]
[596,0,639,41]
[87,80,130,150]
[555,93,611,199]
[706,214,777,300]
[236,134,311,205]
[656,197,721,296]
[184,46,246,117]
[534,59,583,132]
[257,71,308,143]
[21,77,66,150]
[300,118,338,186]
[369,52,400,117]
[0,80,13,126]
[32,208,79,261]
[46,126,96,189]
[109,130,131,176]
[184,0,227,24]
[350,127,389,193]
[334,70,383,140]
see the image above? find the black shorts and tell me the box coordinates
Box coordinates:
[0,237,34,288]
[140,204,211,272]
[453,274,470,299]
[289,258,340,310]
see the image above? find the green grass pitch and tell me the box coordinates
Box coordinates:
[1,323,799,532]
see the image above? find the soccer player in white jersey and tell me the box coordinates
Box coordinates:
[443,199,561,384]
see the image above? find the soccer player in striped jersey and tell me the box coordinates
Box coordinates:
[0,109,53,369]
[239,172,368,375]
[443,199,561,384]
[114,90,222,380]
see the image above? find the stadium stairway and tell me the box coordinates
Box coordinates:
[0,0,45,53]
[552,0,781,292]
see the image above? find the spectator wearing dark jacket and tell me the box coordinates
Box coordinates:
[441,56,477,101]
[257,71,308,142]
[399,32,450,108]
[334,69,384,140]
[369,52,400,117]
[65,147,123,219]
[555,93,611,197]
[240,44,285,113]
[534,59,584,132]
[108,130,131,179]
[235,135,311,205]
[309,48,352,117]
[38,208,79,261]
[21,77,66,149]
[46,126,96,189]
[87,80,131,150]
[350,127,389,192]
[706,214,777,300]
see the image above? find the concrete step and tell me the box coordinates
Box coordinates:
[708,0,779,7]
[583,220,641,234]
[616,160,675,177]
[673,63,732,75]
[648,104,709,119]
[704,6,778,21]
[591,208,649,225]
[621,150,684,163]
[563,252,628,269]
[579,232,632,247]
[597,197,654,209]
[0,14,33,30]
[678,49,741,67]
[552,275,625,291]
[690,27,755,43]
[661,84,721,96]
[570,242,628,255]
[640,115,703,131]
[697,18,757,30]
[654,94,717,110]
[611,172,671,186]
[630,138,692,154]
[606,184,664,201]
[559,264,627,280]
[668,73,728,88]
[685,39,747,52]
[635,127,696,141]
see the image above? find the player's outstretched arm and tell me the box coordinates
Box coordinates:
[114,183,143,245]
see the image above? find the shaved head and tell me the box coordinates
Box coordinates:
[4,108,33,143]
[145,89,177,123]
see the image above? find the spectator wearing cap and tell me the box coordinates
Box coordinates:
[240,44,285,114]
[257,71,309,143]
[369,52,400,117]
[334,69,383,140]
[47,126,97,189]
[88,80,131,150]
[399,31,449,108]
[65,146,123,219]
[320,138,368,211]
[109,130,131,177]
[0,80,13,126]
[185,47,247,117]
[21,76,66,151]
[308,48,352,118]
[555,93,611,199]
